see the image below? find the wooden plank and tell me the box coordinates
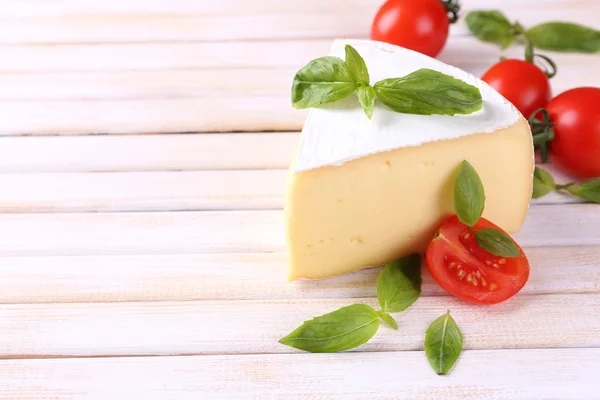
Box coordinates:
[0,37,595,74]
[0,349,597,399]
[0,38,596,134]
[0,97,306,135]
[0,170,286,212]
[0,0,594,18]
[0,246,597,304]
[0,293,598,357]
[0,204,596,257]
[0,0,596,43]
[0,133,298,173]
[0,168,582,213]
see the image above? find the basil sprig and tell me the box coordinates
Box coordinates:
[292,45,483,119]
[424,311,463,375]
[279,254,421,353]
[454,160,521,258]
[532,167,600,203]
[466,10,600,53]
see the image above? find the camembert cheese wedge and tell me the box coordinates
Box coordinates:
[284,39,534,281]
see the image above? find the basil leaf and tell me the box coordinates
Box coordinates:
[425,311,463,375]
[454,160,486,227]
[465,10,518,48]
[291,56,357,109]
[377,254,422,313]
[475,228,520,258]
[532,167,556,199]
[378,311,398,330]
[374,69,482,116]
[345,45,370,85]
[279,304,379,353]
[568,178,600,203]
[357,85,377,119]
[526,22,600,53]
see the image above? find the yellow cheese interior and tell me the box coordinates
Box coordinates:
[284,118,534,281]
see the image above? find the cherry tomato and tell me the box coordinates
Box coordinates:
[481,59,551,120]
[426,215,530,304]
[546,87,600,178]
[371,0,450,58]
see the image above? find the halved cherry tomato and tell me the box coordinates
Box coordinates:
[481,59,551,119]
[371,0,452,58]
[547,87,600,178]
[426,215,530,304]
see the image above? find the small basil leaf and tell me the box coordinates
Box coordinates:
[532,167,556,199]
[454,160,486,227]
[378,311,398,330]
[377,254,422,313]
[279,304,379,353]
[526,22,600,53]
[475,228,520,258]
[374,69,482,116]
[291,56,357,109]
[465,10,517,48]
[425,311,463,375]
[568,178,600,203]
[357,85,377,119]
[345,44,370,85]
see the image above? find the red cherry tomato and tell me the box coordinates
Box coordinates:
[426,215,530,304]
[481,59,551,119]
[371,0,450,58]
[546,87,600,178]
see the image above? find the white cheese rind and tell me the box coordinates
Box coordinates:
[294,39,521,173]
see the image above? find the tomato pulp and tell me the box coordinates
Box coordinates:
[371,0,450,58]
[481,59,551,120]
[426,216,530,304]
[547,87,600,178]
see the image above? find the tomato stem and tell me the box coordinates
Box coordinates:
[528,108,555,163]
[556,182,576,191]
[523,35,557,78]
[440,0,460,24]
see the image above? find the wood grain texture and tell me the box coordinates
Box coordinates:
[0,349,598,399]
[0,0,597,43]
[1,293,599,357]
[0,204,597,257]
[0,246,597,304]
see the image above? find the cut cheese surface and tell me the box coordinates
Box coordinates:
[284,39,534,281]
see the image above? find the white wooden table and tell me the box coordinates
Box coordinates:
[0,1,599,399]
